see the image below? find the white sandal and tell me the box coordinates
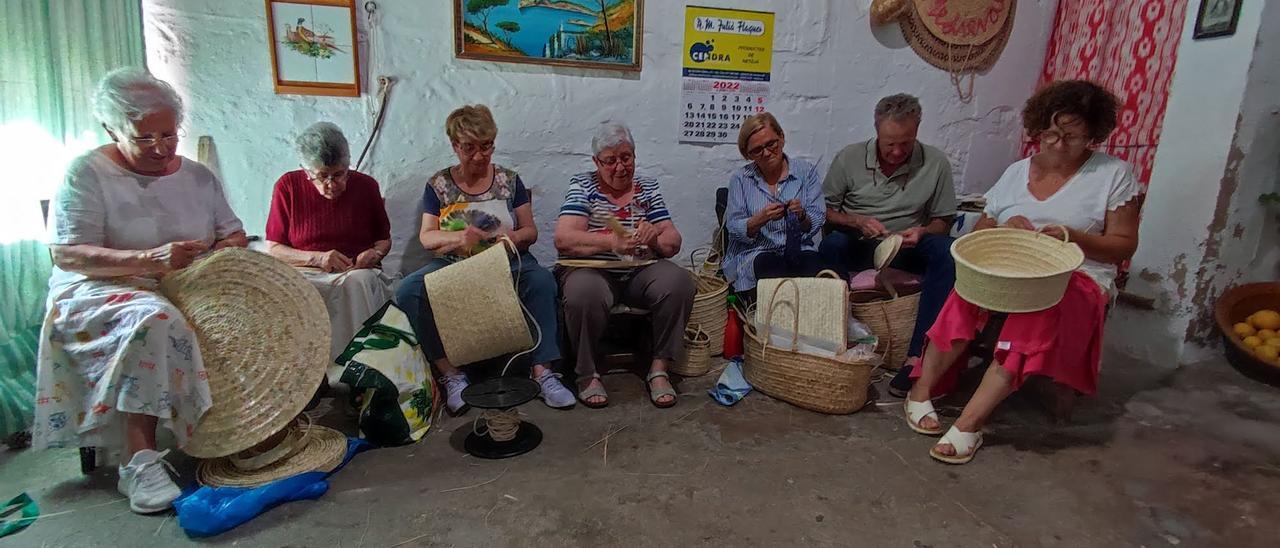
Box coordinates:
[930,426,983,465]
[904,398,943,436]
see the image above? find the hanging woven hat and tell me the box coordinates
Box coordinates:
[902,0,1016,73]
[197,419,348,487]
[159,248,330,459]
[870,0,911,26]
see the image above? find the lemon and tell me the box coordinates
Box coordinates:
[1251,310,1280,330]
[1235,322,1257,338]
[1257,345,1279,362]
[1259,329,1278,341]
[1266,338,1280,348]
[1243,336,1264,349]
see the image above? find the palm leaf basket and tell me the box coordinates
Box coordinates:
[743,279,878,414]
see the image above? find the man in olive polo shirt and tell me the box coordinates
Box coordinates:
[819,93,956,396]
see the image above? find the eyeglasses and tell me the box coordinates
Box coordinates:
[303,166,349,184]
[595,153,635,168]
[1038,130,1089,146]
[454,141,495,155]
[127,129,185,148]
[747,138,781,158]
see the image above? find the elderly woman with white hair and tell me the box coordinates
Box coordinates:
[554,120,696,409]
[35,67,246,513]
[265,121,393,361]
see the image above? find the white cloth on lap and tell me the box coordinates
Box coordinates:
[300,268,394,362]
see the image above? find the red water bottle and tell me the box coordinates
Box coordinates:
[723,295,743,358]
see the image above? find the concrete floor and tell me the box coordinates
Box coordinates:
[3,352,1279,548]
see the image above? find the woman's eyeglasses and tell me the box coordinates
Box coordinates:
[595,153,635,168]
[127,129,185,148]
[454,141,495,155]
[1038,131,1089,146]
[747,138,781,158]
[303,166,349,184]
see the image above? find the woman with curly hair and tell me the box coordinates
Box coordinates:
[902,80,1141,464]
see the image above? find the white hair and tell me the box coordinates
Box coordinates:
[91,67,184,135]
[591,120,635,156]
[295,122,350,169]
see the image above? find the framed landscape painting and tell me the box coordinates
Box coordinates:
[265,0,362,97]
[453,0,644,71]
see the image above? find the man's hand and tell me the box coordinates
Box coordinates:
[852,214,889,238]
[899,227,926,247]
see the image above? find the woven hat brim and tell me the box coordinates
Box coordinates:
[902,0,1016,73]
[160,248,331,458]
[197,424,348,487]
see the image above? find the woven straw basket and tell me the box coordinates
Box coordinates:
[422,243,533,366]
[756,270,849,351]
[197,422,347,487]
[159,248,330,459]
[951,228,1085,313]
[743,279,877,414]
[850,290,918,369]
[672,324,712,377]
[689,266,729,354]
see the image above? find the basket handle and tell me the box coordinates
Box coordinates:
[816,269,841,280]
[875,270,900,300]
[762,278,803,352]
[1035,224,1071,243]
[689,247,711,270]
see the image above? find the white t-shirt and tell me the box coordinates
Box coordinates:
[47,150,244,289]
[982,152,1140,294]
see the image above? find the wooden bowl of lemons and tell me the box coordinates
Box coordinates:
[1215,282,1280,383]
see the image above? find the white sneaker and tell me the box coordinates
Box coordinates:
[535,370,576,409]
[117,449,181,514]
[441,373,470,416]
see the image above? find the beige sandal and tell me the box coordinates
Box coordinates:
[577,374,609,409]
[645,371,677,408]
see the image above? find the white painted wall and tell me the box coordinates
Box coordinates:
[1108,0,1271,366]
[142,0,1057,275]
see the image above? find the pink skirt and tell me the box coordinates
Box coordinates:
[911,271,1107,396]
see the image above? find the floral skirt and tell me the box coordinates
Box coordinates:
[32,278,211,450]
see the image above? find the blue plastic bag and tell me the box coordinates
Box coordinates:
[174,438,371,537]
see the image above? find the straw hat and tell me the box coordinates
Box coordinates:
[197,422,348,487]
[901,0,1016,73]
[159,248,330,459]
[870,0,911,26]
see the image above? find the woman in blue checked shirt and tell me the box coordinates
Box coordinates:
[722,112,833,302]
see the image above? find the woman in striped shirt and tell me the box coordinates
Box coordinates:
[554,121,696,409]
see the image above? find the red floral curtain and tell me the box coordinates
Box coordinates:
[1024,0,1188,187]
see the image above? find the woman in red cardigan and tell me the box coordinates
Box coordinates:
[265,122,393,361]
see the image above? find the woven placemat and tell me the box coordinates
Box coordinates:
[902,0,1016,73]
[160,248,330,459]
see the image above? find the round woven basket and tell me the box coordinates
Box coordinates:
[951,228,1085,313]
[672,324,712,377]
[159,248,330,459]
[197,423,347,487]
[901,0,1016,73]
[690,271,729,354]
[850,289,919,369]
[743,279,877,414]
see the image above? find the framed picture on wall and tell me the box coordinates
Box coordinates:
[453,0,644,72]
[265,0,361,96]
[1193,0,1242,39]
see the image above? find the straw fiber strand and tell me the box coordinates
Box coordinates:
[159,248,330,459]
[422,244,533,366]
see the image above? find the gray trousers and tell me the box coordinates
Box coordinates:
[558,260,697,379]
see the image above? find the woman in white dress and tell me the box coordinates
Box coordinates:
[35,68,247,513]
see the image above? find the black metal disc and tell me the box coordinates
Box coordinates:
[461,377,539,409]
[464,421,543,459]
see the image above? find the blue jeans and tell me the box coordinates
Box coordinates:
[394,252,561,367]
[819,230,955,358]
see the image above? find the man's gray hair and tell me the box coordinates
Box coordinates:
[874,93,923,126]
[295,122,351,169]
[591,120,635,156]
[92,67,185,135]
